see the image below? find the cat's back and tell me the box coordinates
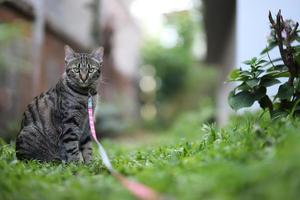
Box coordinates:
[21,87,58,130]
[17,87,61,161]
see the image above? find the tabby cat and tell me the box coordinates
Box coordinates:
[16,45,103,163]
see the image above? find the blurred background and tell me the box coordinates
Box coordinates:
[0,0,299,141]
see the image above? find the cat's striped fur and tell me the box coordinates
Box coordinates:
[16,45,103,163]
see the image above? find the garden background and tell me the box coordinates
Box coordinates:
[0,0,300,199]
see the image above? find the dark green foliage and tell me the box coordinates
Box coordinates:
[143,42,191,99]
[1,113,300,200]
[142,12,195,101]
[228,11,300,119]
[141,12,217,126]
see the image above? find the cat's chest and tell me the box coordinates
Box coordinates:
[61,95,97,114]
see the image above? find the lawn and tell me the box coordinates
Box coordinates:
[1,113,300,200]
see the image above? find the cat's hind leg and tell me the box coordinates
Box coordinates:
[16,125,59,161]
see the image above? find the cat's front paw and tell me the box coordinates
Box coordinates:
[84,157,93,164]
[67,153,82,163]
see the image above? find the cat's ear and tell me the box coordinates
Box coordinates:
[64,45,75,63]
[91,47,104,62]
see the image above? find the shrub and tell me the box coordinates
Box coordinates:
[228,10,300,119]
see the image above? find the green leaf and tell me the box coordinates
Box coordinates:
[236,82,250,90]
[253,69,264,77]
[266,64,288,72]
[270,110,288,120]
[260,41,278,54]
[246,78,259,88]
[240,71,252,77]
[228,69,255,82]
[296,79,300,92]
[258,95,272,110]
[276,83,294,100]
[269,57,283,63]
[294,45,300,51]
[243,59,253,65]
[228,91,255,111]
[256,59,268,65]
[227,69,241,81]
[260,77,281,87]
[263,58,284,68]
[236,82,251,91]
[243,57,257,65]
[253,87,267,100]
[294,52,300,66]
[274,72,290,78]
[264,71,290,78]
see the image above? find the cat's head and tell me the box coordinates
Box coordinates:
[64,45,104,88]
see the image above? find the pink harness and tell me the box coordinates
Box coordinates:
[88,97,160,200]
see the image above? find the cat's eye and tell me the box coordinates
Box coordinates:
[88,68,95,73]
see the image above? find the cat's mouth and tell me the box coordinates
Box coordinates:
[77,81,92,88]
[80,81,89,86]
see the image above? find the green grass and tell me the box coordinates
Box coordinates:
[1,113,300,200]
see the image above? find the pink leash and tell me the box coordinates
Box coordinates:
[88,97,160,200]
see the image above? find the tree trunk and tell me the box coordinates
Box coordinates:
[202,0,236,125]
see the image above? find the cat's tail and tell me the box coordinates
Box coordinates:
[16,126,60,162]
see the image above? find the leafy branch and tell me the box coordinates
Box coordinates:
[268,10,299,86]
[228,10,300,119]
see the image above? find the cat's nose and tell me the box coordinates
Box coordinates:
[80,72,88,82]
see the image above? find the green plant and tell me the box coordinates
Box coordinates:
[228,10,300,119]
[1,113,300,200]
[142,11,197,101]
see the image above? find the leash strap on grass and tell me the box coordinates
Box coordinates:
[88,97,160,200]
